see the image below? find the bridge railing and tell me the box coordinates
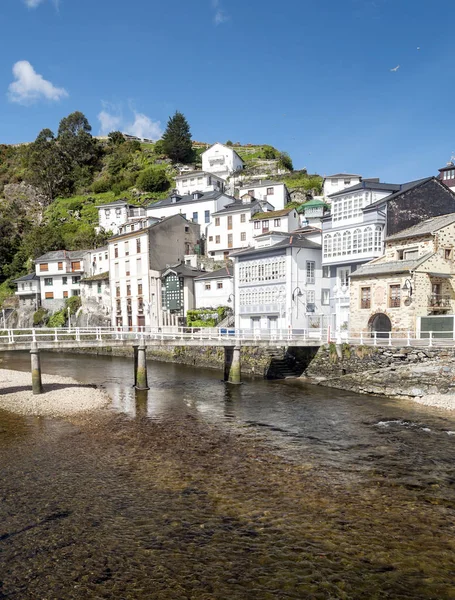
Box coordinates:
[346,330,455,347]
[0,326,329,346]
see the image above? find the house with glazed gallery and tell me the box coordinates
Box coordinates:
[349,213,455,336]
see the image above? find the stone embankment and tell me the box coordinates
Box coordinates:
[0,369,110,417]
[305,344,455,410]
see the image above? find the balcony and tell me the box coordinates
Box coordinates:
[428,294,451,308]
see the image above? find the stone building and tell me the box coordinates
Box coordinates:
[349,213,455,336]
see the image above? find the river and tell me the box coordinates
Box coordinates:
[1,352,455,599]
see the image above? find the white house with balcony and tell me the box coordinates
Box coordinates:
[97,200,146,235]
[202,143,245,180]
[231,233,328,332]
[194,267,234,309]
[34,250,88,311]
[206,197,274,260]
[238,181,291,211]
[175,171,226,196]
[13,274,40,309]
[251,207,300,239]
[323,173,362,200]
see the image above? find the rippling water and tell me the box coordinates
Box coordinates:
[1,352,455,599]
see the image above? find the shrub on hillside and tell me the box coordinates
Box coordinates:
[65,296,81,315]
[278,152,293,171]
[33,307,48,326]
[91,177,112,193]
[48,309,66,328]
[137,168,170,193]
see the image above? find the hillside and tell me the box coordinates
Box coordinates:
[0,111,322,306]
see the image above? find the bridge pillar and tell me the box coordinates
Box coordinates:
[224,346,241,384]
[135,341,149,390]
[30,342,43,395]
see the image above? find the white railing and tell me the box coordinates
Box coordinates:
[0,326,329,347]
[346,330,455,348]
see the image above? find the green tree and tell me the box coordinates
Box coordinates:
[278,152,294,172]
[226,140,233,146]
[161,111,193,163]
[137,168,170,193]
[57,111,101,183]
[108,131,125,145]
[0,216,21,282]
[263,145,278,159]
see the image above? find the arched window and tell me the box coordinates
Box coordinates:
[353,228,362,254]
[323,234,332,258]
[334,232,342,256]
[374,226,383,252]
[342,230,352,255]
[364,227,373,253]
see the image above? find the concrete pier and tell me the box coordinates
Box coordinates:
[30,342,43,395]
[135,341,149,390]
[224,346,242,384]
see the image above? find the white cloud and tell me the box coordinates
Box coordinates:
[8,60,68,105]
[211,0,229,25]
[97,105,163,140]
[24,0,59,8]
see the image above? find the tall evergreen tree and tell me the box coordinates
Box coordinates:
[161,111,193,163]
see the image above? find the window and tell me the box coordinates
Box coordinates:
[227,216,233,230]
[338,268,350,287]
[322,266,330,278]
[241,232,246,241]
[363,227,373,253]
[217,282,223,289]
[114,263,119,278]
[192,212,198,223]
[138,297,144,311]
[353,229,362,254]
[240,213,246,223]
[209,236,213,242]
[228,234,233,248]
[105,253,108,260]
[445,248,453,260]
[124,241,129,256]
[215,217,220,226]
[248,189,254,196]
[136,258,142,275]
[205,283,211,291]
[361,287,371,309]
[323,234,332,258]
[403,248,418,260]
[215,235,220,244]
[116,285,120,297]
[306,261,315,284]
[71,261,81,271]
[114,245,118,258]
[116,299,121,312]
[44,278,53,286]
[267,187,274,195]
[125,261,130,276]
[45,292,54,299]
[136,238,141,253]
[389,284,401,308]
[63,291,68,298]
[71,290,80,297]
[321,289,330,305]
[97,283,102,294]
[342,230,352,255]
[72,276,81,284]
[205,210,210,224]
[334,233,342,256]
[126,284,131,296]
[116,317,123,327]
[262,220,269,232]
[58,262,63,271]
[40,263,49,272]
[254,221,261,230]
[344,179,351,186]
[62,277,67,285]
[374,226,382,252]
[105,209,110,217]
[274,218,281,227]
[306,290,315,311]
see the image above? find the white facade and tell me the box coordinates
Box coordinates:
[202,143,245,180]
[175,171,225,196]
[35,252,87,311]
[238,182,290,210]
[206,199,274,260]
[251,208,300,238]
[232,234,328,332]
[323,174,362,200]
[85,247,109,277]
[14,275,40,308]
[97,200,146,235]
[194,269,234,309]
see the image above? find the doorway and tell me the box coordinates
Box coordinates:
[369,313,392,338]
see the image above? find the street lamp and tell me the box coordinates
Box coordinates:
[292,287,303,302]
[402,278,413,297]
[227,293,235,304]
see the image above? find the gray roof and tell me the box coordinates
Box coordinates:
[13,273,39,283]
[364,177,434,210]
[195,267,233,280]
[239,180,285,189]
[386,212,455,241]
[175,170,223,180]
[162,263,207,278]
[350,253,433,278]
[212,200,266,215]
[232,234,321,258]
[96,199,132,209]
[146,191,234,210]
[328,181,400,199]
[35,250,88,263]
[324,173,362,179]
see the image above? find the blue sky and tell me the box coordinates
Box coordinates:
[1,0,454,181]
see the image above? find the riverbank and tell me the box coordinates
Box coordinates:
[0,368,110,417]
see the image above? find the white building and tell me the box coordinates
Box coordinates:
[231,233,328,332]
[80,272,111,324]
[194,267,234,309]
[85,247,109,277]
[160,263,207,326]
[35,250,88,311]
[298,198,329,228]
[97,200,146,235]
[13,274,40,308]
[323,174,362,200]
[146,190,234,238]
[202,143,245,180]
[206,197,274,260]
[438,161,455,192]
[251,207,300,238]
[238,181,291,211]
[175,171,226,196]
[108,214,201,328]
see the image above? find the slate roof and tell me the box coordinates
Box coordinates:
[96,199,132,209]
[146,191,234,210]
[364,177,434,211]
[231,235,321,258]
[385,212,455,241]
[195,267,233,280]
[328,181,400,199]
[34,250,88,263]
[324,173,362,179]
[13,273,39,283]
[211,200,264,215]
[162,263,207,278]
[350,253,433,278]
[251,208,294,219]
[80,272,110,282]
[239,180,285,189]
